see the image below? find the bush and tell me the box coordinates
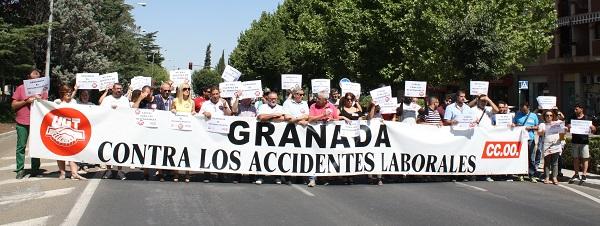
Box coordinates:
[562,137,600,174]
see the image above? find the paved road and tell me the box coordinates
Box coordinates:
[0,132,599,225]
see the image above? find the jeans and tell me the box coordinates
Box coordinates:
[15,124,40,173]
[535,136,543,168]
[527,140,537,178]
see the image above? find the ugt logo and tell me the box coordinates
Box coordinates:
[40,108,91,156]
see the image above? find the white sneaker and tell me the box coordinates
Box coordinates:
[99,164,107,169]
[308,179,316,187]
[77,170,88,175]
[102,170,113,179]
[275,178,282,185]
[117,171,126,180]
[255,178,263,185]
[485,176,494,182]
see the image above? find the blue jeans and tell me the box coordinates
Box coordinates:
[527,140,538,178]
[309,176,316,181]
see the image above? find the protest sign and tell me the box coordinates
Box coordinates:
[222,65,242,82]
[404,81,427,97]
[281,74,302,90]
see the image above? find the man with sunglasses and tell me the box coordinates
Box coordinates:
[154,82,174,111]
[194,86,211,113]
[283,87,310,126]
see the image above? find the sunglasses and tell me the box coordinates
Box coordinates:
[296,93,305,96]
[162,90,171,93]
[183,88,190,91]
[545,114,553,117]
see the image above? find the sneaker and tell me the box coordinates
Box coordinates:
[102,170,113,179]
[517,176,525,182]
[117,171,126,180]
[286,180,292,185]
[579,175,587,185]
[15,171,25,179]
[203,179,210,183]
[530,177,538,183]
[99,164,107,169]
[568,174,579,184]
[308,179,316,187]
[77,170,88,175]
[275,178,282,185]
[377,180,384,186]
[255,178,263,185]
[485,176,494,182]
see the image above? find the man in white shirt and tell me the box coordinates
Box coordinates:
[283,87,309,126]
[98,83,129,180]
[199,87,232,119]
[443,90,475,126]
[469,95,499,127]
[100,83,130,109]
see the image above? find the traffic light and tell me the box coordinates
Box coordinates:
[188,62,193,70]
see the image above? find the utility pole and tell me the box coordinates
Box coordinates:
[44,0,54,78]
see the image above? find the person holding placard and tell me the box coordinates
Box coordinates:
[468,95,499,128]
[329,88,341,107]
[257,91,291,185]
[99,83,129,180]
[513,102,540,183]
[418,97,443,126]
[283,87,310,126]
[170,83,196,183]
[400,97,422,124]
[337,92,363,185]
[11,69,47,179]
[538,110,565,185]
[306,91,340,187]
[566,104,597,184]
[443,90,475,127]
[194,86,212,113]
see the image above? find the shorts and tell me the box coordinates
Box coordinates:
[571,143,590,159]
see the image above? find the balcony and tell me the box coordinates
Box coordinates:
[558,11,600,27]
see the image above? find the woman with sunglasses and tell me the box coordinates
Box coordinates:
[338,92,363,184]
[54,84,87,180]
[171,83,196,183]
[538,110,565,185]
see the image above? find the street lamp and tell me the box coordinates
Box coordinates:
[44,0,54,78]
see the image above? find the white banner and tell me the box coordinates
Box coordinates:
[341,82,361,98]
[29,100,528,176]
[169,70,192,88]
[222,65,242,82]
[536,96,556,110]
[23,76,50,97]
[76,73,100,90]
[311,79,330,94]
[99,72,119,91]
[281,74,302,90]
[470,81,489,96]
[404,81,427,97]
[570,120,592,135]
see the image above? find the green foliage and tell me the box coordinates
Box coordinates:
[216,50,226,75]
[204,43,212,69]
[230,0,555,91]
[141,63,169,86]
[562,137,600,174]
[0,18,46,83]
[192,69,221,96]
[0,102,16,123]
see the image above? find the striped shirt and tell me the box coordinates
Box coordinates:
[423,107,442,124]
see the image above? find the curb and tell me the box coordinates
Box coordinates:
[0,130,16,139]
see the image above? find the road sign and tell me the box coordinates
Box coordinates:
[519,81,528,90]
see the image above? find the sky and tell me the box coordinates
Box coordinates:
[128,0,283,71]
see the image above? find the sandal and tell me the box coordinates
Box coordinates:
[543,179,551,184]
[59,173,66,180]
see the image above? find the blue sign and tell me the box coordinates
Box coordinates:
[519,81,528,90]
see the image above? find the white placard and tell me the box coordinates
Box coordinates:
[470,81,489,96]
[536,96,557,110]
[169,70,192,88]
[380,97,398,114]
[281,74,302,90]
[341,82,361,97]
[404,81,427,97]
[207,116,234,134]
[219,81,242,98]
[454,114,475,130]
[99,72,119,91]
[340,120,360,137]
[130,76,151,91]
[545,121,565,135]
[311,79,330,94]
[169,114,193,131]
[23,76,50,97]
[240,80,263,99]
[76,73,100,90]
[134,109,159,128]
[369,86,392,105]
[570,120,592,135]
[494,114,513,127]
[222,65,242,82]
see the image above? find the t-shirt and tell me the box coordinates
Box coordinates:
[566,115,591,144]
[422,107,442,124]
[200,100,227,117]
[76,100,95,105]
[100,95,130,109]
[258,104,287,116]
[538,122,563,156]
[309,102,339,121]
[12,84,48,125]
[173,98,194,113]
[340,107,363,120]
[194,96,207,113]
[401,102,421,124]
[513,112,539,140]
[472,106,494,127]
[444,103,474,121]
[283,99,309,118]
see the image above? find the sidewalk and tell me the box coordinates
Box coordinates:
[560,168,600,190]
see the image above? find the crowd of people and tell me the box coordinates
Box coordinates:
[10,69,598,187]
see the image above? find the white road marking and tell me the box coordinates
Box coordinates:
[0,177,50,186]
[291,184,315,197]
[0,162,55,171]
[454,182,488,192]
[1,215,51,226]
[558,184,600,205]
[0,187,75,205]
[61,178,101,226]
[0,156,16,160]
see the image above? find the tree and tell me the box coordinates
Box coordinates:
[0,19,46,84]
[215,50,226,75]
[191,68,221,95]
[204,43,212,69]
